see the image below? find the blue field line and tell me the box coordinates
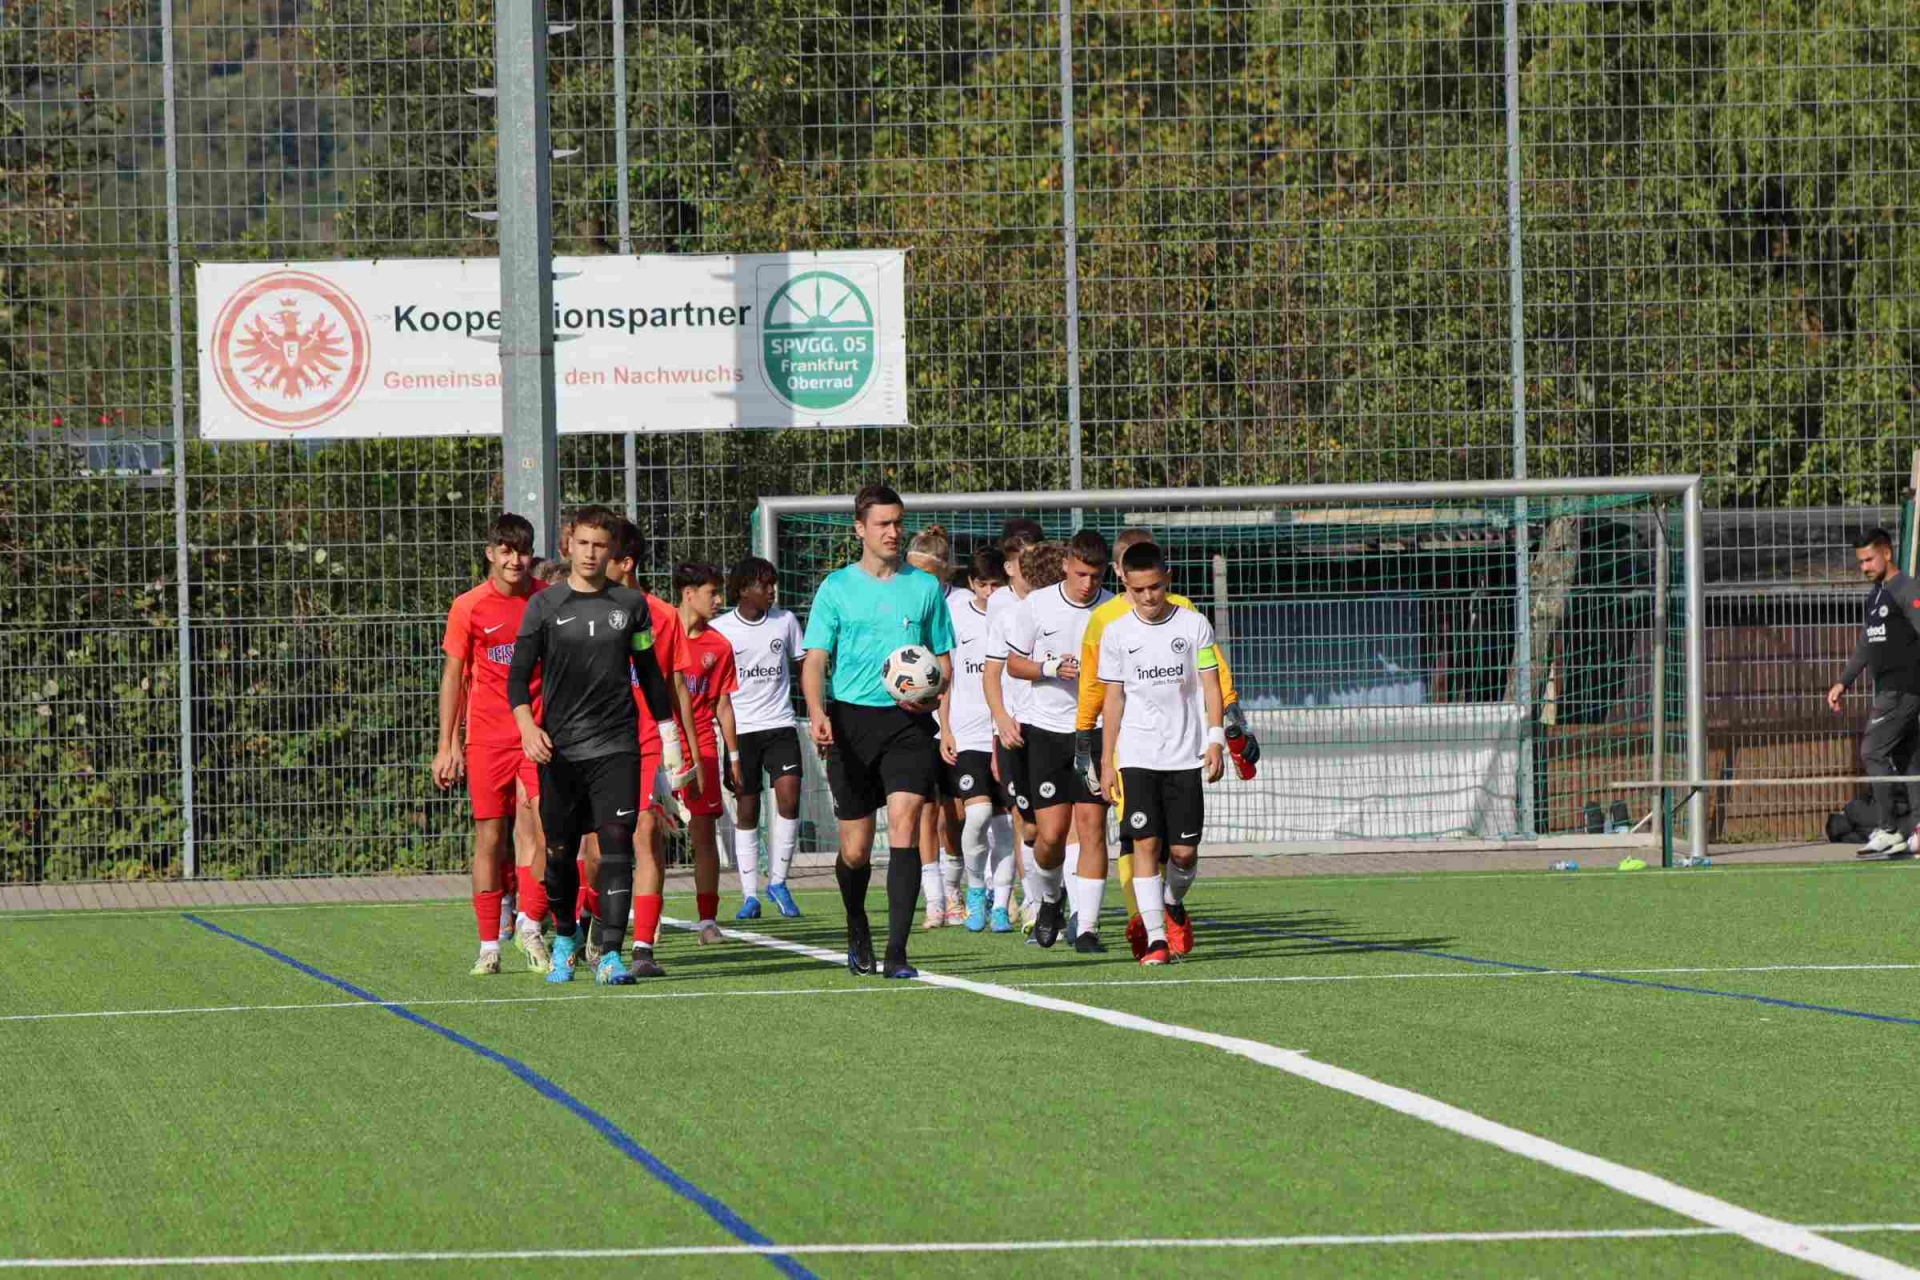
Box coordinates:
[181,914,818,1280]
[1201,919,1920,1027]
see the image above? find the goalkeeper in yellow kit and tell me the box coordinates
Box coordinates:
[1072,528,1258,959]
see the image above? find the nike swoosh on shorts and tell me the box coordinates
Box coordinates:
[616,808,635,816]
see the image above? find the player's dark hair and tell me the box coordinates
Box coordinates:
[1023,541,1067,590]
[854,483,904,523]
[970,546,1008,585]
[611,518,646,566]
[1114,526,1156,556]
[571,504,621,540]
[672,560,723,598]
[1855,528,1895,552]
[486,512,535,555]
[1065,528,1111,569]
[727,555,777,604]
[1121,540,1166,574]
[1000,516,1044,545]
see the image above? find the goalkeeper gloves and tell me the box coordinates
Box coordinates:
[659,720,698,792]
[1040,654,1066,679]
[1073,729,1101,796]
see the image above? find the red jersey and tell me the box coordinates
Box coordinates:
[443,578,545,747]
[683,624,739,742]
[632,593,698,745]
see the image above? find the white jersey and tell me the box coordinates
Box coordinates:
[1098,606,1219,771]
[944,595,995,752]
[711,606,804,734]
[984,586,1031,723]
[997,581,1112,734]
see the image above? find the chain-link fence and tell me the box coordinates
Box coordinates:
[3,0,1914,880]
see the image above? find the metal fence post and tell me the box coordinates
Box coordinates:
[1504,0,1533,837]
[614,0,638,521]
[1683,482,1709,863]
[1652,507,1668,860]
[161,0,196,880]
[497,2,560,555]
[1057,0,1085,523]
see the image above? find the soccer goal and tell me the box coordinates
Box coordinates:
[756,479,1709,865]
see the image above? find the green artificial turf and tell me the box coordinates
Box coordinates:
[0,860,1913,1277]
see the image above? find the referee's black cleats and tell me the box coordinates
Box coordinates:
[883,960,919,980]
[1033,896,1066,948]
[1072,931,1106,954]
[847,915,876,976]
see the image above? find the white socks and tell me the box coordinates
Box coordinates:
[1072,871,1106,937]
[1036,856,1065,904]
[961,804,992,889]
[734,826,761,900]
[939,850,963,898]
[770,814,799,884]
[1166,858,1196,905]
[1020,842,1039,907]
[920,862,944,913]
[990,820,1016,910]
[1134,874,1167,943]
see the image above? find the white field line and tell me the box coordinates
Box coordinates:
[1,962,1913,1026]
[0,858,1909,923]
[4,1225,1920,1269]
[663,916,1920,1280]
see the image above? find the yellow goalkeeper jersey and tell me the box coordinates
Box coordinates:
[1075,591,1238,732]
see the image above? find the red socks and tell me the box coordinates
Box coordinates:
[514,865,548,925]
[473,888,504,944]
[633,894,664,950]
[697,892,720,924]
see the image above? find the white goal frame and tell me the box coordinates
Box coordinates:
[756,478,1709,863]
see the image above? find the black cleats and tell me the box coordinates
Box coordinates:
[847,914,876,975]
[627,949,665,978]
[1033,895,1066,949]
[1072,932,1107,954]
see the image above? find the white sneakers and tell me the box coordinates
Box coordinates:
[1858,828,1906,857]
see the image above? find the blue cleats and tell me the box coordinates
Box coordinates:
[767,883,802,917]
[989,906,1014,933]
[884,963,920,980]
[546,933,578,983]
[595,951,636,985]
[964,887,988,933]
[734,896,762,921]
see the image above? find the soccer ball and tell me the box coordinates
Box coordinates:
[882,645,945,709]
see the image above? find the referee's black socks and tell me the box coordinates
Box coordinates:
[884,845,918,966]
[834,854,871,919]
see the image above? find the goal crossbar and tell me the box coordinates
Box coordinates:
[757,477,1709,863]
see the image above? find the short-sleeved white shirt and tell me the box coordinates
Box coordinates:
[1098,606,1219,771]
[710,606,804,734]
[996,582,1112,734]
[945,595,995,752]
[983,586,1030,723]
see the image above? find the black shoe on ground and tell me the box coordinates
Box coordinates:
[628,948,665,978]
[847,914,876,975]
[1033,896,1065,949]
[1072,931,1106,954]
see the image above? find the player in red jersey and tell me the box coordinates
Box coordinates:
[675,562,742,944]
[432,513,553,975]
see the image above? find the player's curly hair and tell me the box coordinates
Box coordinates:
[1021,541,1067,590]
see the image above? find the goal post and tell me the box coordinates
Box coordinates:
[756,478,1708,865]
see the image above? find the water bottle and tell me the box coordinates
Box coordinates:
[1550,860,1579,871]
[1678,855,1712,868]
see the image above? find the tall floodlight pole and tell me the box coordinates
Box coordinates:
[496,2,560,555]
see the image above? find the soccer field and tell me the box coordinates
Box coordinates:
[2,862,1916,1278]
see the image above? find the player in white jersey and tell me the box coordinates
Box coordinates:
[982,521,1045,929]
[711,556,808,919]
[1098,540,1226,966]
[995,528,1115,951]
[907,526,964,927]
[939,546,1019,933]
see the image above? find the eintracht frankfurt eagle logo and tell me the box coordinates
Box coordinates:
[211,271,370,430]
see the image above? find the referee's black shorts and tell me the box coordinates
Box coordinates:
[826,702,939,820]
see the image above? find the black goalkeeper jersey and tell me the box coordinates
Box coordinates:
[507,581,654,760]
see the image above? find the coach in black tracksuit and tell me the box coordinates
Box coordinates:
[1827,527,1920,857]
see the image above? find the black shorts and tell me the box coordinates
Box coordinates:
[994,737,1031,818]
[1022,724,1104,810]
[735,726,803,789]
[540,750,641,847]
[943,749,999,805]
[1120,767,1204,849]
[826,703,939,820]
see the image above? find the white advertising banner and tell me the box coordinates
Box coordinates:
[194,253,909,440]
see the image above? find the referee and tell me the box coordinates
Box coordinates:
[1827,527,1920,858]
[801,483,956,978]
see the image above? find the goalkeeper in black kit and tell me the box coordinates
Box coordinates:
[508,506,687,985]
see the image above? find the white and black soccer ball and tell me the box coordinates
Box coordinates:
[882,644,945,709]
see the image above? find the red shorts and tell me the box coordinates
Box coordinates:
[467,742,539,821]
[684,743,724,818]
[638,747,663,814]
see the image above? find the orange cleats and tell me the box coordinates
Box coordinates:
[1126,914,1148,961]
[1140,940,1171,966]
[1165,904,1194,957]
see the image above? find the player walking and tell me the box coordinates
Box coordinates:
[712,557,807,918]
[801,483,956,978]
[940,546,1016,932]
[996,529,1114,950]
[1827,527,1920,858]
[1098,541,1227,966]
[907,526,963,927]
[982,520,1044,931]
[432,513,552,975]
[676,562,742,941]
[507,506,687,986]
[1074,528,1258,957]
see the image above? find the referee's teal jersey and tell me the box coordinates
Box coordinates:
[802,562,956,707]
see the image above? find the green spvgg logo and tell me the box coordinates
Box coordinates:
[761,271,876,412]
